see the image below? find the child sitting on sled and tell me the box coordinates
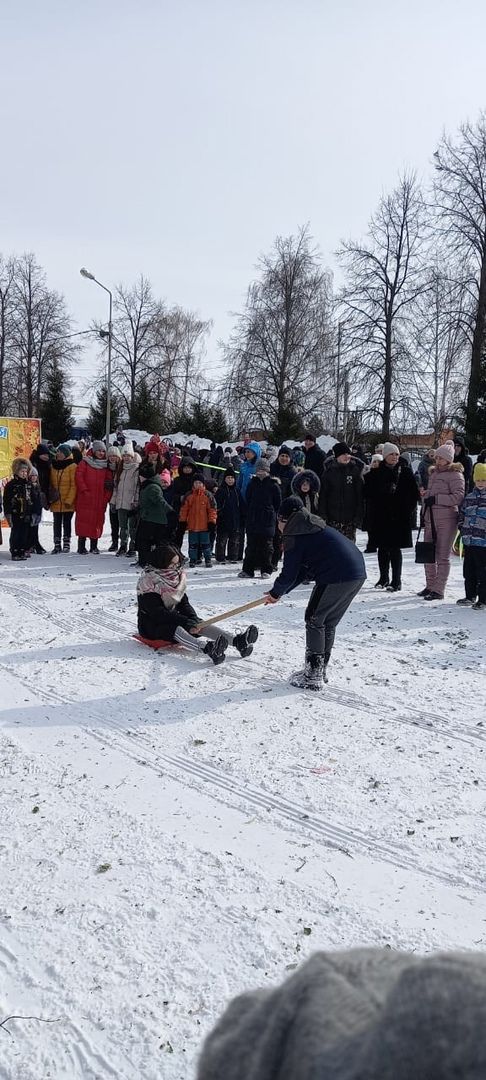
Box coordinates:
[136,543,258,665]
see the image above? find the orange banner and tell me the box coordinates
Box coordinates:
[0,416,42,527]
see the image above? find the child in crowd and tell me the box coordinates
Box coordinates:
[239,458,281,579]
[215,468,240,562]
[3,458,34,560]
[137,544,258,664]
[26,464,44,554]
[291,469,320,514]
[457,462,486,609]
[179,475,217,568]
[136,462,174,567]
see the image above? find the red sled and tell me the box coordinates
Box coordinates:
[132,633,179,651]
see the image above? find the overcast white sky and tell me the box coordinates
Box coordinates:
[1,0,485,409]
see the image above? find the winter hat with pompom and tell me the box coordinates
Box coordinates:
[108,445,121,457]
[435,443,455,464]
[255,458,270,474]
[382,442,400,459]
[121,440,135,456]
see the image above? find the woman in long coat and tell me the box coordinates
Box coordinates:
[75,441,112,553]
[420,442,465,601]
[364,443,418,592]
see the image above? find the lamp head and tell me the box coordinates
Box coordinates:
[80,267,95,280]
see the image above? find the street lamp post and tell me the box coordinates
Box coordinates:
[80,268,113,449]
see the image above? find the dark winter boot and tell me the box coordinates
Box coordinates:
[52,541,62,554]
[108,541,118,552]
[63,538,70,553]
[289,651,326,691]
[203,635,228,666]
[374,577,389,589]
[89,541,100,554]
[126,545,136,557]
[116,545,127,557]
[77,538,87,554]
[233,625,259,658]
[35,543,46,554]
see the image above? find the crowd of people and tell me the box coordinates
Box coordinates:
[1,430,485,680]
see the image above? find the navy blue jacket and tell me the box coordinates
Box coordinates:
[270,510,366,597]
[215,483,240,532]
[246,475,281,537]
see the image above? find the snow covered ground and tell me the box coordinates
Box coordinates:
[1,521,485,1079]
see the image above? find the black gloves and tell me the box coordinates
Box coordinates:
[424,495,435,508]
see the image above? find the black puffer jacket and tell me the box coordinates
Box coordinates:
[270,458,297,499]
[245,476,281,537]
[318,460,364,527]
[291,469,320,514]
[304,442,326,479]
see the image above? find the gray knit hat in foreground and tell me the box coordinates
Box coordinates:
[197,947,486,1080]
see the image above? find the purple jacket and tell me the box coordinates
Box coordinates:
[425,463,465,525]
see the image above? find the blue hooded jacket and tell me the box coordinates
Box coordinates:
[236,442,262,502]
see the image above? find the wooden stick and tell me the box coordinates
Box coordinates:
[195,596,267,630]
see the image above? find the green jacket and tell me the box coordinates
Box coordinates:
[138,478,171,524]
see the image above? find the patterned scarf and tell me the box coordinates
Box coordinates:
[137,566,187,609]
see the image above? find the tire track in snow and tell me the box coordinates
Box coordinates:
[2,657,484,896]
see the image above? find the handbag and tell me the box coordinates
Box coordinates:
[415,504,437,564]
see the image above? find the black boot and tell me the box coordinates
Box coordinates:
[290,651,326,691]
[90,541,100,554]
[63,538,70,553]
[116,545,128,557]
[374,577,389,589]
[203,635,228,665]
[233,625,259,658]
[77,538,87,554]
[52,541,62,554]
[108,541,118,552]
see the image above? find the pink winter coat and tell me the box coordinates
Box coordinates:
[75,458,112,538]
[424,462,465,530]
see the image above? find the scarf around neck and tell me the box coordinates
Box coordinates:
[85,455,108,470]
[137,566,187,609]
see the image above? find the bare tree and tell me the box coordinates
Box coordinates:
[106,276,162,421]
[405,262,470,437]
[433,115,486,440]
[222,226,334,437]
[337,173,428,438]
[9,253,78,417]
[0,255,16,414]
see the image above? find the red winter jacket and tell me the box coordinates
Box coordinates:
[75,459,112,539]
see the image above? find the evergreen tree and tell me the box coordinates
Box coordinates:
[171,399,215,440]
[267,404,304,444]
[129,378,162,433]
[88,385,124,439]
[40,363,74,444]
[210,406,231,442]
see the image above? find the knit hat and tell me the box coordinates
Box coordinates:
[192,472,204,485]
[159,468,171,484]
[435,442,455,464]
[382,442,400,458]
[180,457,196,471]
[122,440,135,456]
[108,445,121,457]
[57,443,72,458]
[278,495,304,520]
[12,457,30,475]
[371,453,383,464]
[473,462,486,482]
[224,468,236,479]
[255,458,270,474]
[91,440,106,454]
[138,462,156,479]
[145,439,162,456]
[304,432,316,443]
[333,441,352,458]
[37,443,51,458]
[278,445,292,457]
